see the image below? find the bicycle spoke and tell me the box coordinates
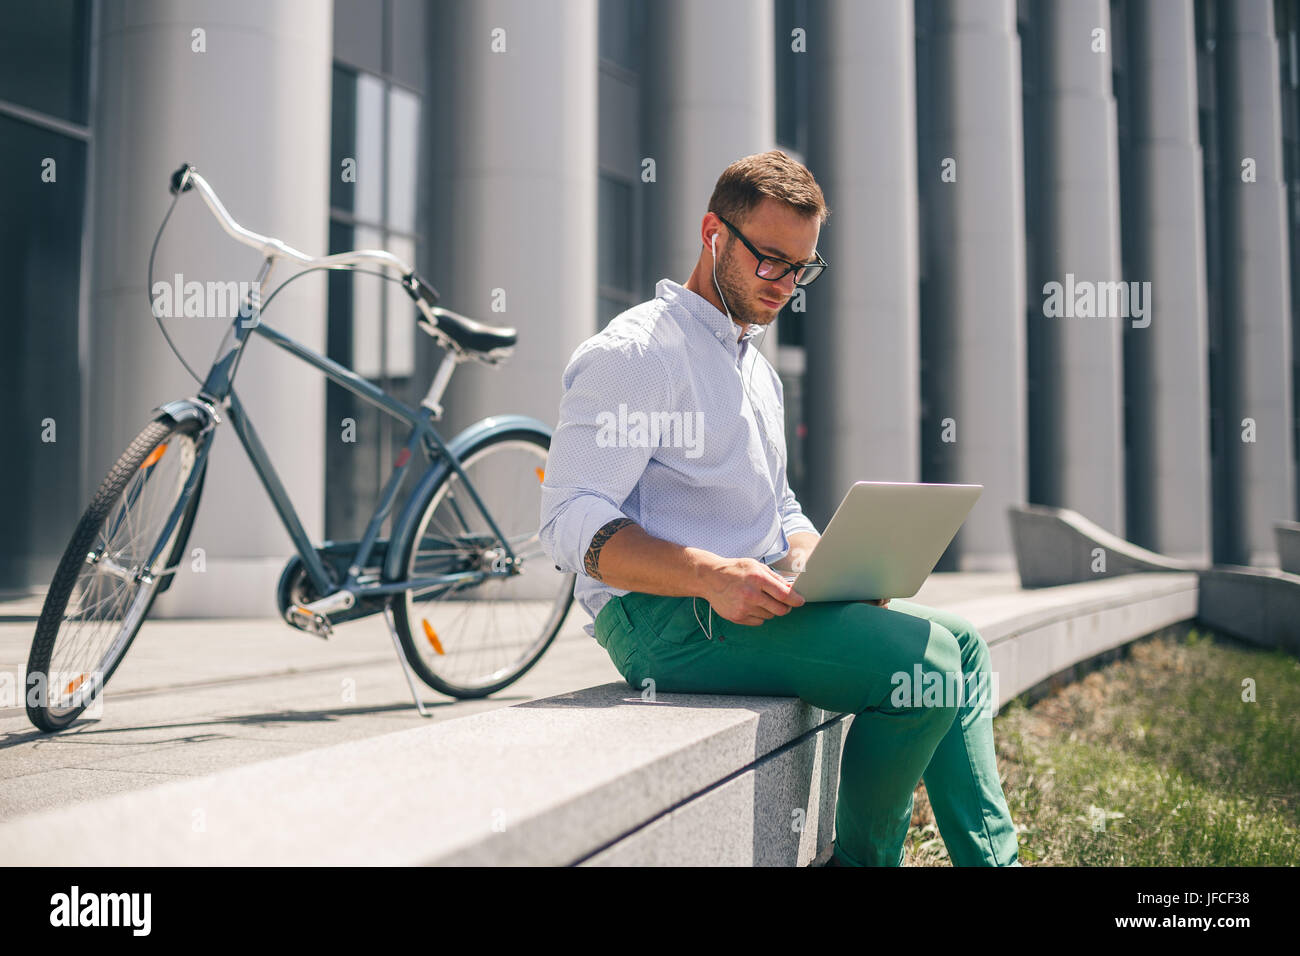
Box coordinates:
[40,427,198,719]
[402,436,574,694]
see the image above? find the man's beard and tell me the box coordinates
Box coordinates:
[714,251,768,326]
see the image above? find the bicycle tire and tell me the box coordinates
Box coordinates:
[391,428,575,698]
[26,416,206,732]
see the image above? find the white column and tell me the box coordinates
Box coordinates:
[1029,0,1125,537]
[87,0,334,617]
[1217,0,1296,565]
[640,0,776,320]
[803,0,920,527]
[1125,0,1213,563]
[917,0,1028,569]
[425,0,599,442]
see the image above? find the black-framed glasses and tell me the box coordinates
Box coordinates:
[715,213,828,286]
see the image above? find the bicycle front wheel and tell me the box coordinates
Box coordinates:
[26,416,205,731]
[391,428,575,698]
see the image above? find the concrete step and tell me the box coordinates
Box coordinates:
[0,572,1197,866]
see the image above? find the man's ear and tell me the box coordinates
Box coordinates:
[702,212,719,251]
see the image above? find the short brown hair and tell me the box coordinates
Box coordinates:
[708,150,830,226]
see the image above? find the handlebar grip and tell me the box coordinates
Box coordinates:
[169,163,195,196]
[402,271,440,307]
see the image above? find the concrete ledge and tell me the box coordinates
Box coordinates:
[583,719,846,866]
[0,573,1197,866]
[1197,565,1300,657]
[1008,504,1201,588]
[1275,522,1300,576]
[972,573,1197,702]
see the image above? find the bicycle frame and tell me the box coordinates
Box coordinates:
[215,317,520,604]
[147,167,526,611]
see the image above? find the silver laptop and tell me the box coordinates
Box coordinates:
[778,481,983,602]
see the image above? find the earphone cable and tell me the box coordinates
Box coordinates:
[702,242,783,641]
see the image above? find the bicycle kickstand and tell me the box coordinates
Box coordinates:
[383,603,431,718]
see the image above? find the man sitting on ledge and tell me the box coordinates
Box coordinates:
[538,150,1020,868]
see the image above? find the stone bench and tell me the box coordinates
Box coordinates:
[1009,505,1300,655]
[0,572,1197,866]
[1007,503,1201,587]
[1198,564,1300,657]
[1276,521,1300,576]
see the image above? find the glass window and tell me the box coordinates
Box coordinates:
[382,233,417,378]
[599,295,629,327]
[0,0,90,125]
[598,174,638,328]
[327,56,424,540]
[330,66,385,222]
[347,225,387,379]
[387,86,420,233]
[599,0,643,73]
[775,0,809,154]
[0,116,87,587]
[599,176,633,290]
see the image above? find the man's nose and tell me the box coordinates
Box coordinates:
[772,272,797,297]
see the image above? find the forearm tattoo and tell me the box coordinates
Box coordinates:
[584,517,635,580]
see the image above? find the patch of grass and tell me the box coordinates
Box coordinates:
[902,627,1300,866]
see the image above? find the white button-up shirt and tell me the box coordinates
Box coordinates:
[539,278,819,637]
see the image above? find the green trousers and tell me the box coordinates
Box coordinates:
[593,590,1020,866]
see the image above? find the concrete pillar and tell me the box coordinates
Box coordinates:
[916,0,1027,570]
[1028,0,1125,537]
[1216,0,1296,565]
[1125,0,1212,563]
[87,0,334,616]
[640,0,776,364]
[803,0,920,528]
[425,0,598,440]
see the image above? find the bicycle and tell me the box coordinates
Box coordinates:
[24,163,575,732]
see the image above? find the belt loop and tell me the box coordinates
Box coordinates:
[614,595,636,631]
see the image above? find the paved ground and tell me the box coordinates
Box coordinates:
[0,572,1020,821]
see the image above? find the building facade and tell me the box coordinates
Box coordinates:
[2,0,1297,614]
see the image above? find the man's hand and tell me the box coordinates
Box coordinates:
[866,598,890,608]
[700,557,805,627]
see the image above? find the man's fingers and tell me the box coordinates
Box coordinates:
[752,588,796,617]
[728,600,777,626]
[760,576,804,607]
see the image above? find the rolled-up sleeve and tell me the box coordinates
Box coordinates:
[778,473,819,539]
[539,338,670,575]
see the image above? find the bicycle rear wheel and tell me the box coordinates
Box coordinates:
[391,428,575,698]
[26,416,205,731]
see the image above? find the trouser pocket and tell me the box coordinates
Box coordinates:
[624,592,715,646]
[594,595,641,679]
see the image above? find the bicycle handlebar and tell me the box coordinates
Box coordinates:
[168,163,439,306]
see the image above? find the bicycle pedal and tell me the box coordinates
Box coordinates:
[286,605,333,639]
[285,590,355,638]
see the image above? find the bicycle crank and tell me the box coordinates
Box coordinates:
[284,590,355,639]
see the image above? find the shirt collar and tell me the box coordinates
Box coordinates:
[656,278,765,357]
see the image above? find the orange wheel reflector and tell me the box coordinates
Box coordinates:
[140,444,168,469]
[535,467,545,483]
[421,619,445,655]
[64,674,87,695]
